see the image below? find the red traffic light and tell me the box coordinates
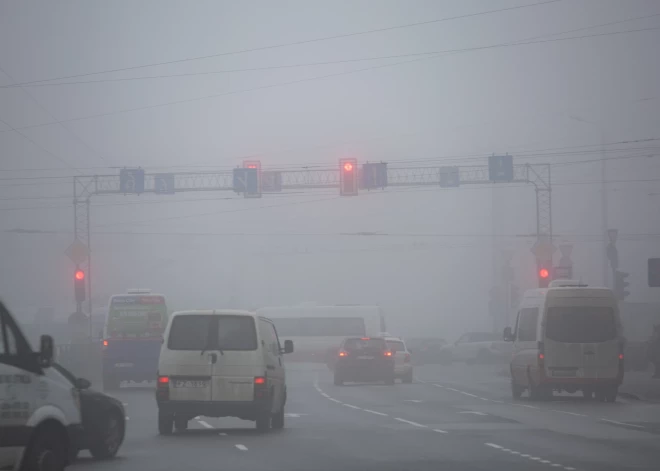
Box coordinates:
[74,270,85,281]
[343,162,354,172]
[247,164,257,169]
[539,268,550,279]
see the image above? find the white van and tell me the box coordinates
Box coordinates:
[0,301,83,471]
[156,310,293,434]
[504,281,624,402]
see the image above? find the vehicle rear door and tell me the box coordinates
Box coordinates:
[544,304,619,380]
[344,338,388,369]
[211,315,261,403]
[511,308,539,385]
[259,319,284,408]
[164,315,214,402]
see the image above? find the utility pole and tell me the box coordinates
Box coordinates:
[601,136,609,288]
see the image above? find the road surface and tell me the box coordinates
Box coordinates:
[72,363,660,471]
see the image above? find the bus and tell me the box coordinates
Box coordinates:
[255,304,386,364]
[101,289,168,390]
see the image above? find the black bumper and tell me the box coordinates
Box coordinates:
[157,400,267,421]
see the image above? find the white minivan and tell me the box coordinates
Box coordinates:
[0,301,83,471]
[156,310,293,434]
[504,281,624,402]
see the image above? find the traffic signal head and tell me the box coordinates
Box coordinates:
[539,268,549,279]
[537,264,551,288]
[74,269,86,303]
[339,158,358,196]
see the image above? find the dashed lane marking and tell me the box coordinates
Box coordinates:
[460,392,479,398]
[364,409,388,416]
[513,404,540,409]
[197,420,213,429]
[235,444,248,451]
[125,416,130,421]
[218,432,228,436]
[459,411,487,416]
[551,410,588,417]
[433,429,448,434]
[403,399,423,403]
[328,398,342,403]
[394,418,428,428]
[343,404,362,410]
[599,418,645,429]
[485,443,577,470]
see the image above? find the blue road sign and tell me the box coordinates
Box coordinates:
[154,173,175,194]
[233,168,260,196]
[439,166,460,187]
[119,168,145,194]
[362,163,387,189]
[488,155,514,182]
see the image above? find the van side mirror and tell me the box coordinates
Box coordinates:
[75,377,92,390]
[39,334,54,367]
[282,340,294,354]
[503,327,514,342]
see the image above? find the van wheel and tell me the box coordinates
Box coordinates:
[511,380,524,399]
[272,405,285,430]
[158,411,174,435]
[582,388,595,400]
[402,371,413,384]
[22,426,66,471]
[174,415,188,432]
[604,387,618,403]
[255,410,271,432]
[90,411,124,459]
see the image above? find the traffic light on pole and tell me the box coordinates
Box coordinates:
[74,268,86,303]
[339,158,358,196]
[614,270,630,300]
[537,264,551,288]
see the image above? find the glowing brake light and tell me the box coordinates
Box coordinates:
[538,353,545,360]
[339,351,348,357]
[158,376,169,384]
[384,351,393,357]
[102,339,109,347]
[618,353,624,360]
[360,337,370,340]
[254,376,266,385]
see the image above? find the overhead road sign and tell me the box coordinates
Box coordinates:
[119,168,145,194]
[362,162,387,190]
[488,155,514,182]
[154,173,175,194]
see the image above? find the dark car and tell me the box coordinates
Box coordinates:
[333,337,396,385]
[52,363,126,461]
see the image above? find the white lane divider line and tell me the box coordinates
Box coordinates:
[218,432,228,436]
[460,392,479,398]
[432,384,444,388]
[197,420,213,429]
[364,409,388,416]
[551,410,588,417]
[328,398,342,403]
[125,416,130,421]
[446,387,461,392]
[485,443,577,470]
[343,404,362,410]
[235,444,248,451]
[513,404,540,409]
[600,418,645,429]
[459,411,487,416]
[478,397,490,401]
[403,399,422,403]
[433,429,448,434]
[395,418,428,428]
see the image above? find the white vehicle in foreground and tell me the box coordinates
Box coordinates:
[504,280,624,401]
[0,301,83,471]
[156,310,293,434]
[256,304,386,365]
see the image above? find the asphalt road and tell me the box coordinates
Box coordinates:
[71,363,660,471]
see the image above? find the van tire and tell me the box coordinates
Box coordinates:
[158,411,174,435]
[174,416,188,432]
[604,387,618,403]
[89,411,124,459]
[255,410,271,432]
[272,406,285,430]
[511,380,523,399]
[21,423,67,471]
[582,388,595,400]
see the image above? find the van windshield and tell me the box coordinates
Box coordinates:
[545,306,617,343]
[168,315,257,351]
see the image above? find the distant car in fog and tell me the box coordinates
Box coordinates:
[406,338,448,365]
[333,337,396,386]
[384,336,414,383]
[438,332,512,365]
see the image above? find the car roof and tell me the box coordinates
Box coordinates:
[384,336,404,343]
[171,309,255,318]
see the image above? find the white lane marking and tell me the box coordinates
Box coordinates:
[285,413,307,417]
[484,443,574,469]
[433,429,448,434]
[328,398,342,403]
[403,399,422,403]
[197,420,213,429]
[446,387,461,392]
[490,400,505,404]
[551,410,587,417]
[459,411,487,416]
[125,416,130,421]
[513,404,540,409]
[343,404,361,410]
[320,393,330,398]
[394,418,427,428]
[600,418,645,429]
[364,409,388,416]
[478,397,490,401]
[432,384,444,388]
[460,392,479,398]
[235,444,248,451]
[218,432,228,436]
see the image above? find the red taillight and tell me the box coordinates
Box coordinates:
[254,376,266,385]
[254,376,267,400]
[619,353,624,360]
[156,375,169,401]
[339,351,348,357]
[384,351,392,357]
[539,353,545,360]
[404,353,411,363]
[158,376,169,384]
[360,337,370,341]
[102,339,109,347]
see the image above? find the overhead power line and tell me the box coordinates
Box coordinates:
[5,0,565,88]
[2,25,658,135]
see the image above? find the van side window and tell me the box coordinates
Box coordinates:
[517,308,539,341]
[260,320,280,356]
[0,312,19,357]
[269,323,282,356]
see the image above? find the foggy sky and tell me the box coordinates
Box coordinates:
[1,0,659,339]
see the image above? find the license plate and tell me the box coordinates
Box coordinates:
[173,380,208,388]
[114,362,134,368]
[358,355,375,360]
[551,369,576,377]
